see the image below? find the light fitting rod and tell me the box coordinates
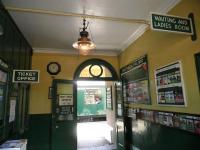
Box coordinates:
[6,6,150,25]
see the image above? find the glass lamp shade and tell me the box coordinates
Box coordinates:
[73,40,95,51]
[73,34,96,55]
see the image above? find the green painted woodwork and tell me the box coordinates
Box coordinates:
[23,114,51,150]
[51,80,77,150]
[77,88,106,116]
[52,122,77,150]
[116,119,125,150]
[0,2,32,143]
[129,118,200,150]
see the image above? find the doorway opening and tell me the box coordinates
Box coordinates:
[77,81,115,150]
[74,59,118,150]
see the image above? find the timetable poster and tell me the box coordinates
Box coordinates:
[121,55,151,104]
[155,61,186,106]
[106,87,112,109]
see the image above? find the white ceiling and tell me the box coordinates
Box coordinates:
[2,0,181,56]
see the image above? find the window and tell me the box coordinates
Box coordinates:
[74,59,118,81]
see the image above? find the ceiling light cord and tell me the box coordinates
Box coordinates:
[88,22,96,51]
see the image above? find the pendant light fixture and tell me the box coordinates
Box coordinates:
[73,18,95,55]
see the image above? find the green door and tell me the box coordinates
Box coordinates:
[51,79,77,150]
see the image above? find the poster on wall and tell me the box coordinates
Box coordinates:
[120,55,151,104]
[0,70,7,83]
[9,98,16,123]
[84,89,102,104]
[115,82,123,117]
[106,86,112,109]
[155,61,186,106]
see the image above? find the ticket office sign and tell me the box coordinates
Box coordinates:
[12,70,40,83]
[151,13,193,35]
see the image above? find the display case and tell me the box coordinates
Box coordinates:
[139,108,200,136]
[155,61,186,106]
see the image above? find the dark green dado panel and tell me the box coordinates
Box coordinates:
[130,119,200,150]
[25,114,51,150]
[0,1,32,143]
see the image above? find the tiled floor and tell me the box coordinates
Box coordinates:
[77,121,116,150]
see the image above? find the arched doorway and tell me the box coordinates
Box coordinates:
[51,59,118,150]
[74,59,118,149]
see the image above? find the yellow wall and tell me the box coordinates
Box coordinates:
[29,53,119,114]
[30,0,200,115]
[119,0,200,114]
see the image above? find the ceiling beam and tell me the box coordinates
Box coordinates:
[6,6,150,25]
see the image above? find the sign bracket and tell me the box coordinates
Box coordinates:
[188,13,197,41]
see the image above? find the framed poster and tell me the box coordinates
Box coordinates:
[106,86,112,109]
[155,61,186,106]
[115,82,123,117]
[120,55,151,104]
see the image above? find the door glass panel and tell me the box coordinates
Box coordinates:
[56,83,74,121]
[57,84,73,95]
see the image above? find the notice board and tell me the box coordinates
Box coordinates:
[121,55,151,104]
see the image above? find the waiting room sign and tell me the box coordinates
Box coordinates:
[151,13,193,35]
[12,70,40,83]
